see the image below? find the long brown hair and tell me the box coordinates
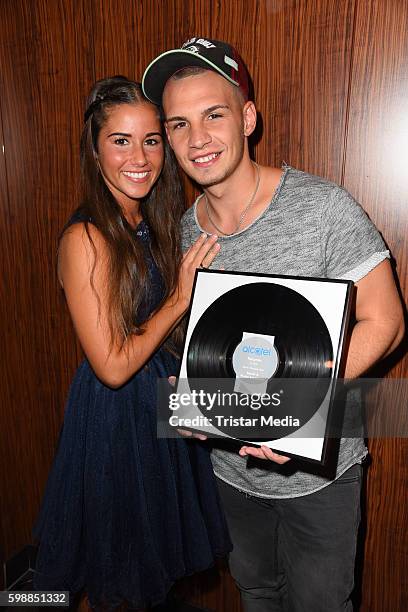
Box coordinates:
[74,76,185,350]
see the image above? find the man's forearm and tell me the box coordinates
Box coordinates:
[344,317,404,379]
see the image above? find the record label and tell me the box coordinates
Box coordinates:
[232,333,279,394]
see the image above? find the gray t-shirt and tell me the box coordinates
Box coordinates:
[181,166,389,498]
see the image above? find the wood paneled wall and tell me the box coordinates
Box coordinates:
[0,1,407,610]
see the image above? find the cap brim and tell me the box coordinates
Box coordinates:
[142,49,239,105]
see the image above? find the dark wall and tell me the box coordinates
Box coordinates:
[0,1,407,610]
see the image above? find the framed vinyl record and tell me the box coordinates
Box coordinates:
[173,269,354,464]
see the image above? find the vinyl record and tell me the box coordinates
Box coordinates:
[186,281,334,440]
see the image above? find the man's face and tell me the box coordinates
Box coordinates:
[163,70,255,188]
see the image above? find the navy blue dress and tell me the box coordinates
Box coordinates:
[33,218,231,609]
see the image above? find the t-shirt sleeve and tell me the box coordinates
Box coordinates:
[320,185,389,282]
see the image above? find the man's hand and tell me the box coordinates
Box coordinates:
[239,445,291,464]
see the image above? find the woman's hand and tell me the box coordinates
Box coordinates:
[176,233,220,306]
[168,376,208,440]
[58,225,219,388]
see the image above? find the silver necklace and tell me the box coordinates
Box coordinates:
[204,162,261,236]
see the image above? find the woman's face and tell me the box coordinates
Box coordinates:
[96,102,164,209]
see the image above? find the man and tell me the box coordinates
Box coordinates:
[142,38,404,611]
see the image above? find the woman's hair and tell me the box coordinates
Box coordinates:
[75,75,185,351]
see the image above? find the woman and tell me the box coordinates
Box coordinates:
[32,76,230,610]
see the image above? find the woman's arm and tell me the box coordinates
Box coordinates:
[58,222,219,388]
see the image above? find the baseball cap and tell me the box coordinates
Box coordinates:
[142,37,249,105]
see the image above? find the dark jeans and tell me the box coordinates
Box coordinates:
[216,464,362,612]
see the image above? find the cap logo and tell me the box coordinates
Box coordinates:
[182,37,216,50]
[195,38,216,48]
[183,37,197,46]
[184,45,200,53]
